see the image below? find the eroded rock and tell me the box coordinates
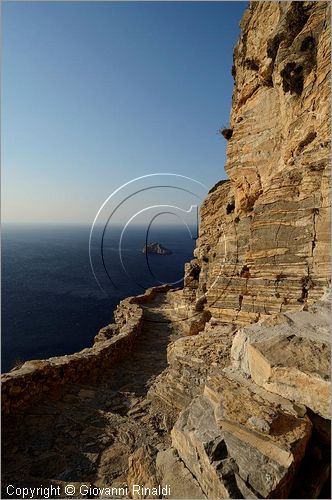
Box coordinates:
[156,448,206,499]
[231,292,331,418]
[172,373,312,499]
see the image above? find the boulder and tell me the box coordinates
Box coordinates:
[172,373,312,499]
[231,292,331,418]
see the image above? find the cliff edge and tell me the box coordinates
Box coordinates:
[181,0,330,329]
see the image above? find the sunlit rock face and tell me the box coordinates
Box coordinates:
[160,4,331,497]
[2,3,331,499]
[181,1,330,329]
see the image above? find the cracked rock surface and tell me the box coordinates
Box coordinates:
[2,2,331,499]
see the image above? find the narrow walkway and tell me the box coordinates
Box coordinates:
[2,293,182,497]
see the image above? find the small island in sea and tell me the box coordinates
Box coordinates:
[142,242,172,255]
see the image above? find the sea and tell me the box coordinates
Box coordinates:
[1,224,196,372]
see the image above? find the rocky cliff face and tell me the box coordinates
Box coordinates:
[2,2,330,499]
[151,2,331,497]
[182,0,330,330]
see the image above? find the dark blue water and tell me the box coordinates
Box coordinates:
[1,224,195,372]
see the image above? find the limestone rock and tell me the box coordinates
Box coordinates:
[156,448,206,499]
[1,3,330,499]
[172,373,312,499]
[151,325,233,411]
[180,0,331,330]
[127,445,159,499]
[172,395,239,499]
[231,291,331,418]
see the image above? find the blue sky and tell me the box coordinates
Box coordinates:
[2,1,247,224]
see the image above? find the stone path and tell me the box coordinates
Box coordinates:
[2,293,182,498]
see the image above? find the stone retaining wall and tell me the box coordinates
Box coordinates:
[1,285,172,415]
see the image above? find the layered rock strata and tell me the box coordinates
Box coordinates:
[231,290,331,419]
[168,292,330,499]
[1,2,331,499]
[148,2,332,497]
[179,0,330,331]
